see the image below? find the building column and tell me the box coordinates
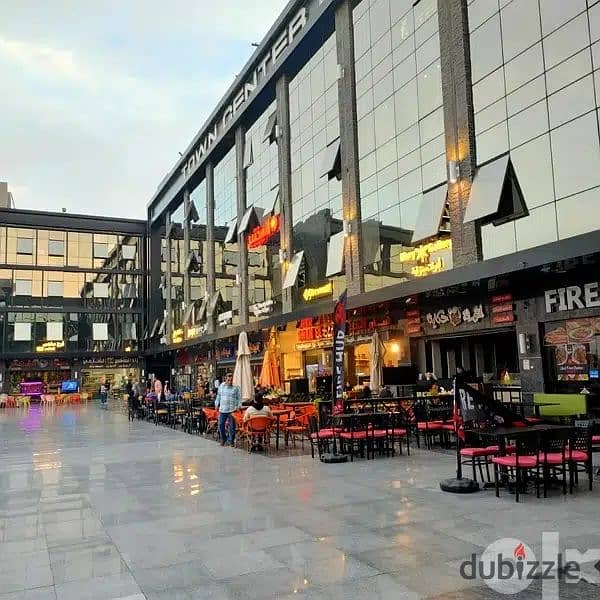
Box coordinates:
[165,212,173,343]
[335,0,364,296]
[206,162,216,335]
[183,188,191,312]
[276,74,294,314]
[514,300,545,407]
[235,126,249,326]
[438,0,481,267]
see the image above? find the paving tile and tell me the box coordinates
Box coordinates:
[0,587,57,600]
[53,572,142,600]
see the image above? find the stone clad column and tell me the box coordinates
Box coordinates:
[183,188,191,311]
[438,0,482,266]
[206,162,216,335]
[335,0,364,296]
[235,126,249,326]
[276,74,294,314]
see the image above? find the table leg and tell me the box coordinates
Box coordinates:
[276,416,280,451]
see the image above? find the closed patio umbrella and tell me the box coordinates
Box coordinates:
[233,331,254,402]
[259,337,281,390]
[370,330,386,394]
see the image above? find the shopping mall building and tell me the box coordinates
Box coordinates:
[3,0,600,404]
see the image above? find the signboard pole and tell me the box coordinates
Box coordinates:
[439,378,479,493]
[321,290,348,464]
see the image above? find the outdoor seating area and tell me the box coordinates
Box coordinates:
[0,392,89,407]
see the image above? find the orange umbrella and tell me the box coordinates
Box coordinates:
[259,341,281,390]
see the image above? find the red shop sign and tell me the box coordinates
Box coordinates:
[492,313,515,324]
[491,303,514,315]
[490,293,513,304]
[247,214,280,249]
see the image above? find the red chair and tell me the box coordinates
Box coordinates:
[492,432,541,502]
[245,416,273,453]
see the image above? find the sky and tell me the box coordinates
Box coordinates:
[0,0,289,219]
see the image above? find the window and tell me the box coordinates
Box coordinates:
[411,184,449,244]
[320,139,341,180]
[14,279,32,296]
[46,322,63,341]
[224,219,238,244]
[48,240,65,256]
[14,322,32,341]
[92,323,108,341]
[93,282,109,298]
[243,138,254,169]
[283,251,304,289]
[17,238,33,255]
[47,281,63,297]
[263,112,278,144]
[326,231,345,277]
[93,243,108,258]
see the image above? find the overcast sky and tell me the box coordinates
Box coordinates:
[0,0,288,218]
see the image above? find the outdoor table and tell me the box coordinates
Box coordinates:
[271,408,293,450]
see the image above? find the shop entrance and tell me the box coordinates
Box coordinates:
[434,330,518,381]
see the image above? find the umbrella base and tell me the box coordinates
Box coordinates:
[440,477,480,494]
[320,453,349,464]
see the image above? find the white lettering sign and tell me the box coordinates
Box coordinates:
[425,305,485,329]
[545,282,600,313]
[181,7,308,180]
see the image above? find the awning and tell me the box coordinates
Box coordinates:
[321,138,341,180]
[411,184,449,244]
[207,291,223,316]
[464,154,528,225]
[283,250,304,289]
[326,231,345,277]
[243,138,254,169]
[185,250,201,272]
[224,218,238,244]
[264,112,278,143]
[361,219,381,266]
[266,186,280,214]
[186,200,200,223]
[238,205,261,234]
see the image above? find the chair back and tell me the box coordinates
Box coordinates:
[246,415,273,433]
[515,431,541,457]
[540,429,569,459]
[412,402,430,423]
[308,415,319,435]
[571,420,592,452]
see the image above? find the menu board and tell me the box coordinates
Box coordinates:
[544,318,600,381]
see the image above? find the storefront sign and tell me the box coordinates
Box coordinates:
[490,293,515,324]
[186,324,207,339]
[35,341,65,353]
[81,357,139,369]
[406,309,422,335]
[247,215,280,249]
[10,358,70,371]
[181,7,307,180]
[302,281,333,302]
[425,305,485,329]
[400,238,452,278]
[545,282,600,313]
[172,328,184,344]
[249,299,274,317]
[295,339,332,351]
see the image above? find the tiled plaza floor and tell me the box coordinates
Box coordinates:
[1,404,600,599]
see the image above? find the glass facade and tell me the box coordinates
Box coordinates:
[289,32,346,302]
[0,225,145,356]
[353,0,449,291]
[469,0,600,258]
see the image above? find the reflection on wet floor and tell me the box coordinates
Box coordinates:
[0,404,599,599]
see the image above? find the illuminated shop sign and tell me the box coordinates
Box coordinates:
[247,215,280,249]
[181,7,307,179]
[425,305,485,329]
[35,341,65,353]
[302,281,333,302]
[172,328,184,344]
[400,238,452,278]
[187,324,207,340]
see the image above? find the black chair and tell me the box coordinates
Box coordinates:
[154,401,169,426]
[539,429,570,497]
[413,402,444,449]
[492,432,541,503]
[568,420,593,493]
[388,411,410,456]
[369,413,390,459]
[339,415,369,461]
[308,415,334,459]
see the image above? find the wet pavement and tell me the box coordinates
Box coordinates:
[1,404,600,599]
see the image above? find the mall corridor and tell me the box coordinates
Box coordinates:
[1,404,599,600]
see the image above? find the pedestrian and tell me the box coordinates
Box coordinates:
[214,372,240,446]
[100,382,108,407]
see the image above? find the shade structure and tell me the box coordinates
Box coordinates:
[233,331,254,402]
[370,330,386,394]
[259,338,281,390]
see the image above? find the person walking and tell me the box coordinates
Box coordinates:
[215,372,240,446]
